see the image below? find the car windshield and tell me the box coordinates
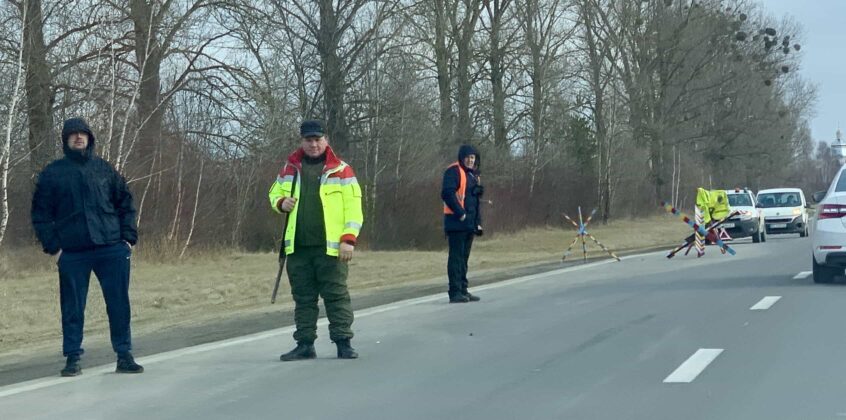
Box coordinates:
[835,172,846,192]
[727,194,753,207]
[757,192,802,208]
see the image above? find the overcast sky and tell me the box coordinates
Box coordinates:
[760,0,846,143]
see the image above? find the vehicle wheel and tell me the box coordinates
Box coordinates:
[813,256,840,284]
[752,230,761,243]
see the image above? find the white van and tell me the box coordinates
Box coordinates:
[755,188,810,237]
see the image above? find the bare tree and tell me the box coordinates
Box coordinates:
[269,0,397,155]
[580,0,617,222]
[518,0,575,195]
[179,157,203,258]
[451,0,484,145]
[421,0,455,146]
[481,0,519,155]
[19,0,54,176]
[0,0,26,246]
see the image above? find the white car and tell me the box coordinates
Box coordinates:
[724,189,765,243]
[756,188,810,237]
[812,166,846,283]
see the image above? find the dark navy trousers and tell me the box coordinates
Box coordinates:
[447,231,475,298]
[58,243,133,357]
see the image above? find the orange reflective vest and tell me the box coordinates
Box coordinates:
[443,162,467,215]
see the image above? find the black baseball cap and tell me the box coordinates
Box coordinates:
[300,119,326,138]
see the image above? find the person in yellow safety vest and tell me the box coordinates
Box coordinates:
[696,188,712,224]
[268,119,364,361]
[708,190,731,221]
[695,188,732,225]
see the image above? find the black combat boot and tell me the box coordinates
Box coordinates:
[60,355,82,377]
[279,342,316,361]
[449,294,470,303]
[464,292,481,302]
[116,352,144,374]
[335,339,358,359]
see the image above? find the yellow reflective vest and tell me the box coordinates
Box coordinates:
[695,188,731,224]
[268,146,363,256]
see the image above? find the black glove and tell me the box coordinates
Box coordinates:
[473,185,485,197]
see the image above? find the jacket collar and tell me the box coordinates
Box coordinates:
[286,145,342,172]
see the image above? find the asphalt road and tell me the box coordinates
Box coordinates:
[1,234,842,420]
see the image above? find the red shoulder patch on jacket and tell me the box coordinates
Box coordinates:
[278,163,297,177]
[332,165,356,179]
[286,149,305,168]
[323,146,343,171]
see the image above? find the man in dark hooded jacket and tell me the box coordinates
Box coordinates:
[31,117,143,377]
[441,145,484,303]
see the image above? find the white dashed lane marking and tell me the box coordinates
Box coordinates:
[750,296,782,311]
[664,349,724,383]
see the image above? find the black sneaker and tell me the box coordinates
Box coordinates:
[449,294,470,303]
[279,342,316,361]
[465,292,481,302]
[60,355,82,377]
[116,353,144,374]
[335,339,358,359]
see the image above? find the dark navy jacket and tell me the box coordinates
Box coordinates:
[442,145,483,233]
[31,118,137,254]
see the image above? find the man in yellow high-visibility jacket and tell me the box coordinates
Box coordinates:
[268,119,364,361]
[696,188,731,225]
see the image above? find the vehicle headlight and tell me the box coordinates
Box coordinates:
[738,211,755,220]
[792,208,802,216]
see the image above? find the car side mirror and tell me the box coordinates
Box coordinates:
[812,191,826,203]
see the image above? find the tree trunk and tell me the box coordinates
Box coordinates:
[581,0,611,223]
[455,40,473,144]
[433,0,453,146]
[0,2,27,246]
[453,0,482,145]
[135,150,157,231]
[22,0,55,176]
[129,0,164,167]
[317,0,349,154]
[487,0,510,155]
[180,159,204,259]
[168,140,184,241]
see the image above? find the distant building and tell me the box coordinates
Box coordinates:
[833,128,846,161]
